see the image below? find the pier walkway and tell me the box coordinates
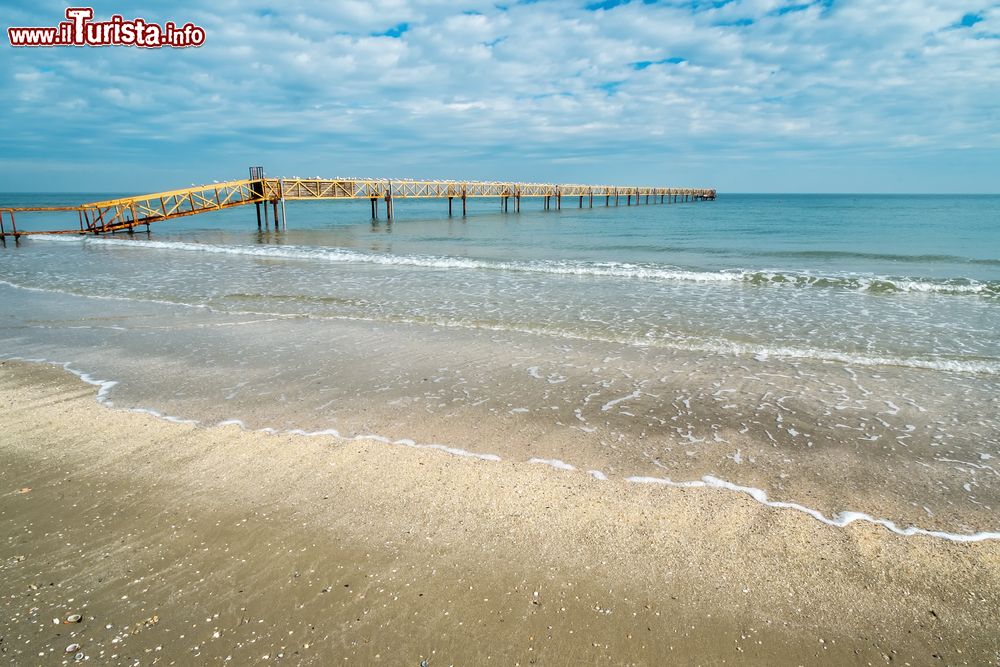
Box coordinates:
[0,169,716,239]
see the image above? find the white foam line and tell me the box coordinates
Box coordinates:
[528,457,576,471]
[0,355,502,464]
[407,442,502,462]
[626,474,1000,543]
[30,236,1000,296]
[127,406,199,425]
[5,354,999,543]
[75,371,118,401]
[0,278,210,310]
[1,356,204,425]
[587,469,609,480]
[353,433,501,461]
[601,389,643,412]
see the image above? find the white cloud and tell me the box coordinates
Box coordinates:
[0,0,997,191]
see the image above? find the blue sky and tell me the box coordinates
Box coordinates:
[1,0,998,193]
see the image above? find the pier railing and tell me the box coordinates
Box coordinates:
[0,171,716,239]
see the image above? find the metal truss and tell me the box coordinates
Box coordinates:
[0,176,716,238]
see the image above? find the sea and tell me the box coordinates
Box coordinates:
[2,192,998,540]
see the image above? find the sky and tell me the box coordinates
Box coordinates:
[1,0,998,193]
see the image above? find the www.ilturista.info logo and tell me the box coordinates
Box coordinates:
[7,7,205,48]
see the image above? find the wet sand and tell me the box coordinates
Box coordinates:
[1,360,998,665]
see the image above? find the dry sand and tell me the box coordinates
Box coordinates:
[1,360,998,665]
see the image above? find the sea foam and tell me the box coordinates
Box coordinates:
[32,235,1000,297]
[2,276,997,375]
[2,354,997,544]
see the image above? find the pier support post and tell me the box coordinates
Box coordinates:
[371,197,378,219]
[384,180,394,220]
[589,191,593,208]
[279,179,288,229]
[557,192,561,210]
[462,189,467,216]
[448,197,453,216]
[579,195,583,208]
[516,191,521,212]
[249,167,265,230]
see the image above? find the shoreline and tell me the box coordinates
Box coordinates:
[2,360,999,664]
[7,354,1000,545]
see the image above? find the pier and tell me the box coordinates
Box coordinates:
[0,168,716,240]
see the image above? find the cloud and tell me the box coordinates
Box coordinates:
[0,0,997,192]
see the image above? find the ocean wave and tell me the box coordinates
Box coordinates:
[2,277,998,375]
[343,314,1000,375]
[29,236,1000,297]
[754,249,1000,267]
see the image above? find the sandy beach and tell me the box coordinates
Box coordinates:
[4,0,999,663]
[1,360,998,665]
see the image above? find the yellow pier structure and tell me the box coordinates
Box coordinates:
[0,168,716,239]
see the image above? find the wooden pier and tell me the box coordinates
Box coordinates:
[0,169,716,240]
